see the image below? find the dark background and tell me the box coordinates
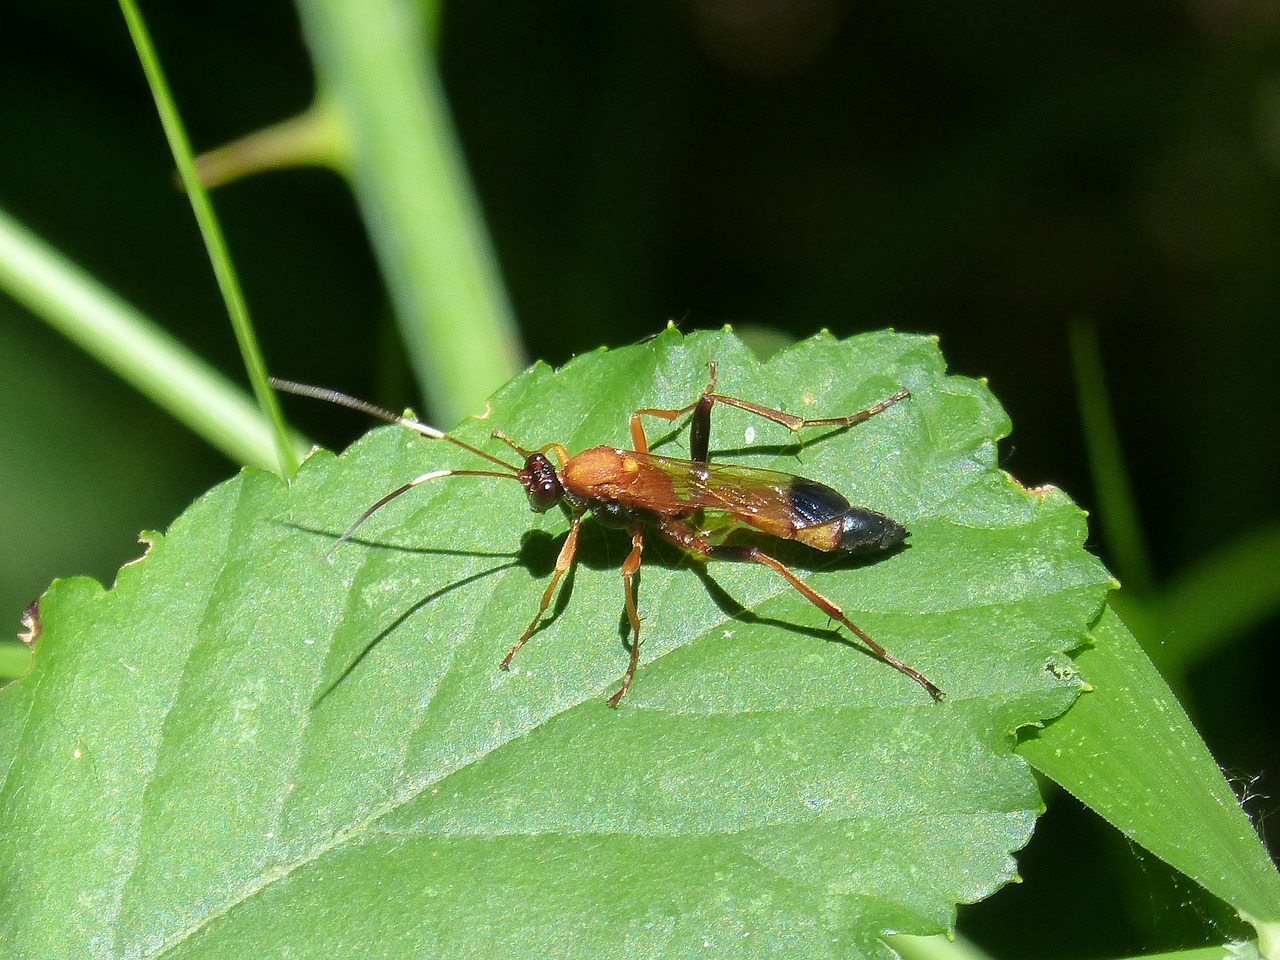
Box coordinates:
[1,2,1277,956]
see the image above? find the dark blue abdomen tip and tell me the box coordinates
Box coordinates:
[838,509,908,554]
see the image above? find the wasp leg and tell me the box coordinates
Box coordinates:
[656,517,943,701]
[608,528,646,707]
[502,511,583,671]
[701,387,910,444]
[629,362,719,458]
[631,362,908,464]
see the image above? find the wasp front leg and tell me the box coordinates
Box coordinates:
[502,511,584,671]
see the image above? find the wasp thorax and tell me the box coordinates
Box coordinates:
[520,453,564,513]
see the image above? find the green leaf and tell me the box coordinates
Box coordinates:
[1115,947,1263,960]
[1017,604,1280,944]
[0,329,1110,959]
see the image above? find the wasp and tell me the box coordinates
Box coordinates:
[272,364,942,706]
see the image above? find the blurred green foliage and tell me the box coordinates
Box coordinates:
[1,1,1277,958]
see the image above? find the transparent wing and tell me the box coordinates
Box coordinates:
[625,452,852,530]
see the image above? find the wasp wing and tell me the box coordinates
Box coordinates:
[627,451,853,535]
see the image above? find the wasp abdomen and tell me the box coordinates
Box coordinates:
[785,477,907,554]
[835,508,908,554]
[788,477,854,525]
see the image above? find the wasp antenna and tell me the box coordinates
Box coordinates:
[271,377,522,473]
[325,468,522,559]
[271,378,440,436]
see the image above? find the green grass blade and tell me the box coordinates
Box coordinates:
[0,205,306,470]
[1150,522,1280,674]
[1018,603,1280,939]
[1069,318,1155,595]
[294,0,525,426]
[117,0,299,476]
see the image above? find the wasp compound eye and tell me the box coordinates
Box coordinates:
[521,454,564,513]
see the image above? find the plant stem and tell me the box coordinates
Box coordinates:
[0,206,306,470]
[293,0,525,426]
[118,0,300,476]
[192,95,349,190]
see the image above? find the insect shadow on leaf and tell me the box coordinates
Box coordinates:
[308,556,523,710]
[681,530,914,659]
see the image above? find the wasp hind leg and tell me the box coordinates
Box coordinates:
[628,363,719,457]
[699,380,910,463]
[657,517,943,701]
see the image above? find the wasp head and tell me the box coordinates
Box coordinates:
[519,453,564,513]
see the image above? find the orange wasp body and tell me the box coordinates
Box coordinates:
[274,364,942,706]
